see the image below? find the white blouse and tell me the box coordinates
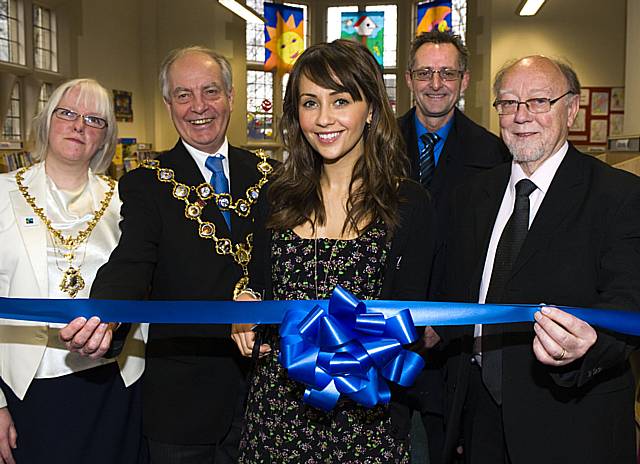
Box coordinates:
[35,167,119,378]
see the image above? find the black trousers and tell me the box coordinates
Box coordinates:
[462,363,512,464]
[1,362,145,464]
[146,385,244,464]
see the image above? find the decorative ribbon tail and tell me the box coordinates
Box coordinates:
[303,381,341,411]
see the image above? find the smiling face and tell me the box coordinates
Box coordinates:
[277,31,304,65]
[297,74,371,167]
[165,52,234,154]
[406,42,469,130]
[47,86,107,171]
[497,57,579,173]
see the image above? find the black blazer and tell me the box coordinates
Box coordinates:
[397,107,511,418]
[91,141,269,444]
[398,107,511,239]
[437,145,640,464]
[248,179,437,438]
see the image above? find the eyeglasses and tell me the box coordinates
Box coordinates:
[410,68,464,82]
[53,107,108,129]
[493,91,574,115]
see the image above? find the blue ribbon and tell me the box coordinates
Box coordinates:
[279,286,425,411]
[3,289,639,411]
[0,295,639,336]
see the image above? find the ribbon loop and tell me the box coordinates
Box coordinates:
[279,285,424,411]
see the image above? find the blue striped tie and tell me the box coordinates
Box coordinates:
[205,155,231,231]
[419,132,440,188]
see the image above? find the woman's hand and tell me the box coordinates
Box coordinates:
[0,407,16,464]
[231,292,271,357]
[59,316,114,359]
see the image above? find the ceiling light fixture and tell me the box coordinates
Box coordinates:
[519,0,546,16]
[218,0,265,23]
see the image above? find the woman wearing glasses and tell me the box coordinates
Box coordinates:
[0,78,145,464]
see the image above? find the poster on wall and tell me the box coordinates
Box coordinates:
[590,119,608,143]
[610,114,624,137]
[340,11,384,66]
[570,86,624,149]
[610,88,624,111]
[264,2,305,73]
[113,90,133,122]
[416,1,452,35]
[591,91,609,116]
[579,88,590,106]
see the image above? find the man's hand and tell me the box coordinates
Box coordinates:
[423,326,441,349]
[59,316,114,359]
[231,324,269,357]
[533,306,597,366]
[0,407,16,464]
[231,293,271,358]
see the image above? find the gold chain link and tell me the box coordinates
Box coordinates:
[15,165,116,297]
[141,150,272,298]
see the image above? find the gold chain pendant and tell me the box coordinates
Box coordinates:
[60,264,85,298]
[142,150,273,296]
[15,165,116,299]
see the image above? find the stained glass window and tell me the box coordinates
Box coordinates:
[246,70,273,140]
[246,1,309,142]
[452,0,467,42]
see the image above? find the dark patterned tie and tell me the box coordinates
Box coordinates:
[419,132,440,187]
[205,155,231,231]
[482,178,537,405]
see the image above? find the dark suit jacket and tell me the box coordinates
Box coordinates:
[437,145,640,464]
[397,107,510,417]
[248,179,437,439]
[398,107,510,239]
[91,141,269,444]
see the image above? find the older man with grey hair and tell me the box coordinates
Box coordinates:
[90,46,273,463]
[434,55,640,464]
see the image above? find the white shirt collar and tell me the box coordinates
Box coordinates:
[509,141,568,194]
[181,138,230,184]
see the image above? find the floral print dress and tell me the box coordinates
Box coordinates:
[239,223,410,464]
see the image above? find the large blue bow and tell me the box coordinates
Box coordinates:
[279,286,425,411]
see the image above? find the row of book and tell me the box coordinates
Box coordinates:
[0,151,34,172]
[110,139,158,179]
[0,140,157,177]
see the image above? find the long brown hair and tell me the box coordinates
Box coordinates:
[267,39,408,235]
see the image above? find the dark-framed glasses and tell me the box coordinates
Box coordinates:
[493,91,574,115]
[411,68,464,82]
[53,107,108,129]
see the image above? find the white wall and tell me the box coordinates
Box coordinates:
[76,0,148,142]
[75,0,247,151]
[624,0,639,135]
[465,0,627,134]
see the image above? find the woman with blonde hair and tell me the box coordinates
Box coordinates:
[0,78,145,463]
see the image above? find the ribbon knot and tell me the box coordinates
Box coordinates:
[278,286,425,411]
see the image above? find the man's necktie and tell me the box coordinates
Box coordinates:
[205,155,231,231]
[419,132,440,188]
[482,178,537,405]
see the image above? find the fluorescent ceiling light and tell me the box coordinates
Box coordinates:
[218,0,265,23]
[519,0,546,16]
